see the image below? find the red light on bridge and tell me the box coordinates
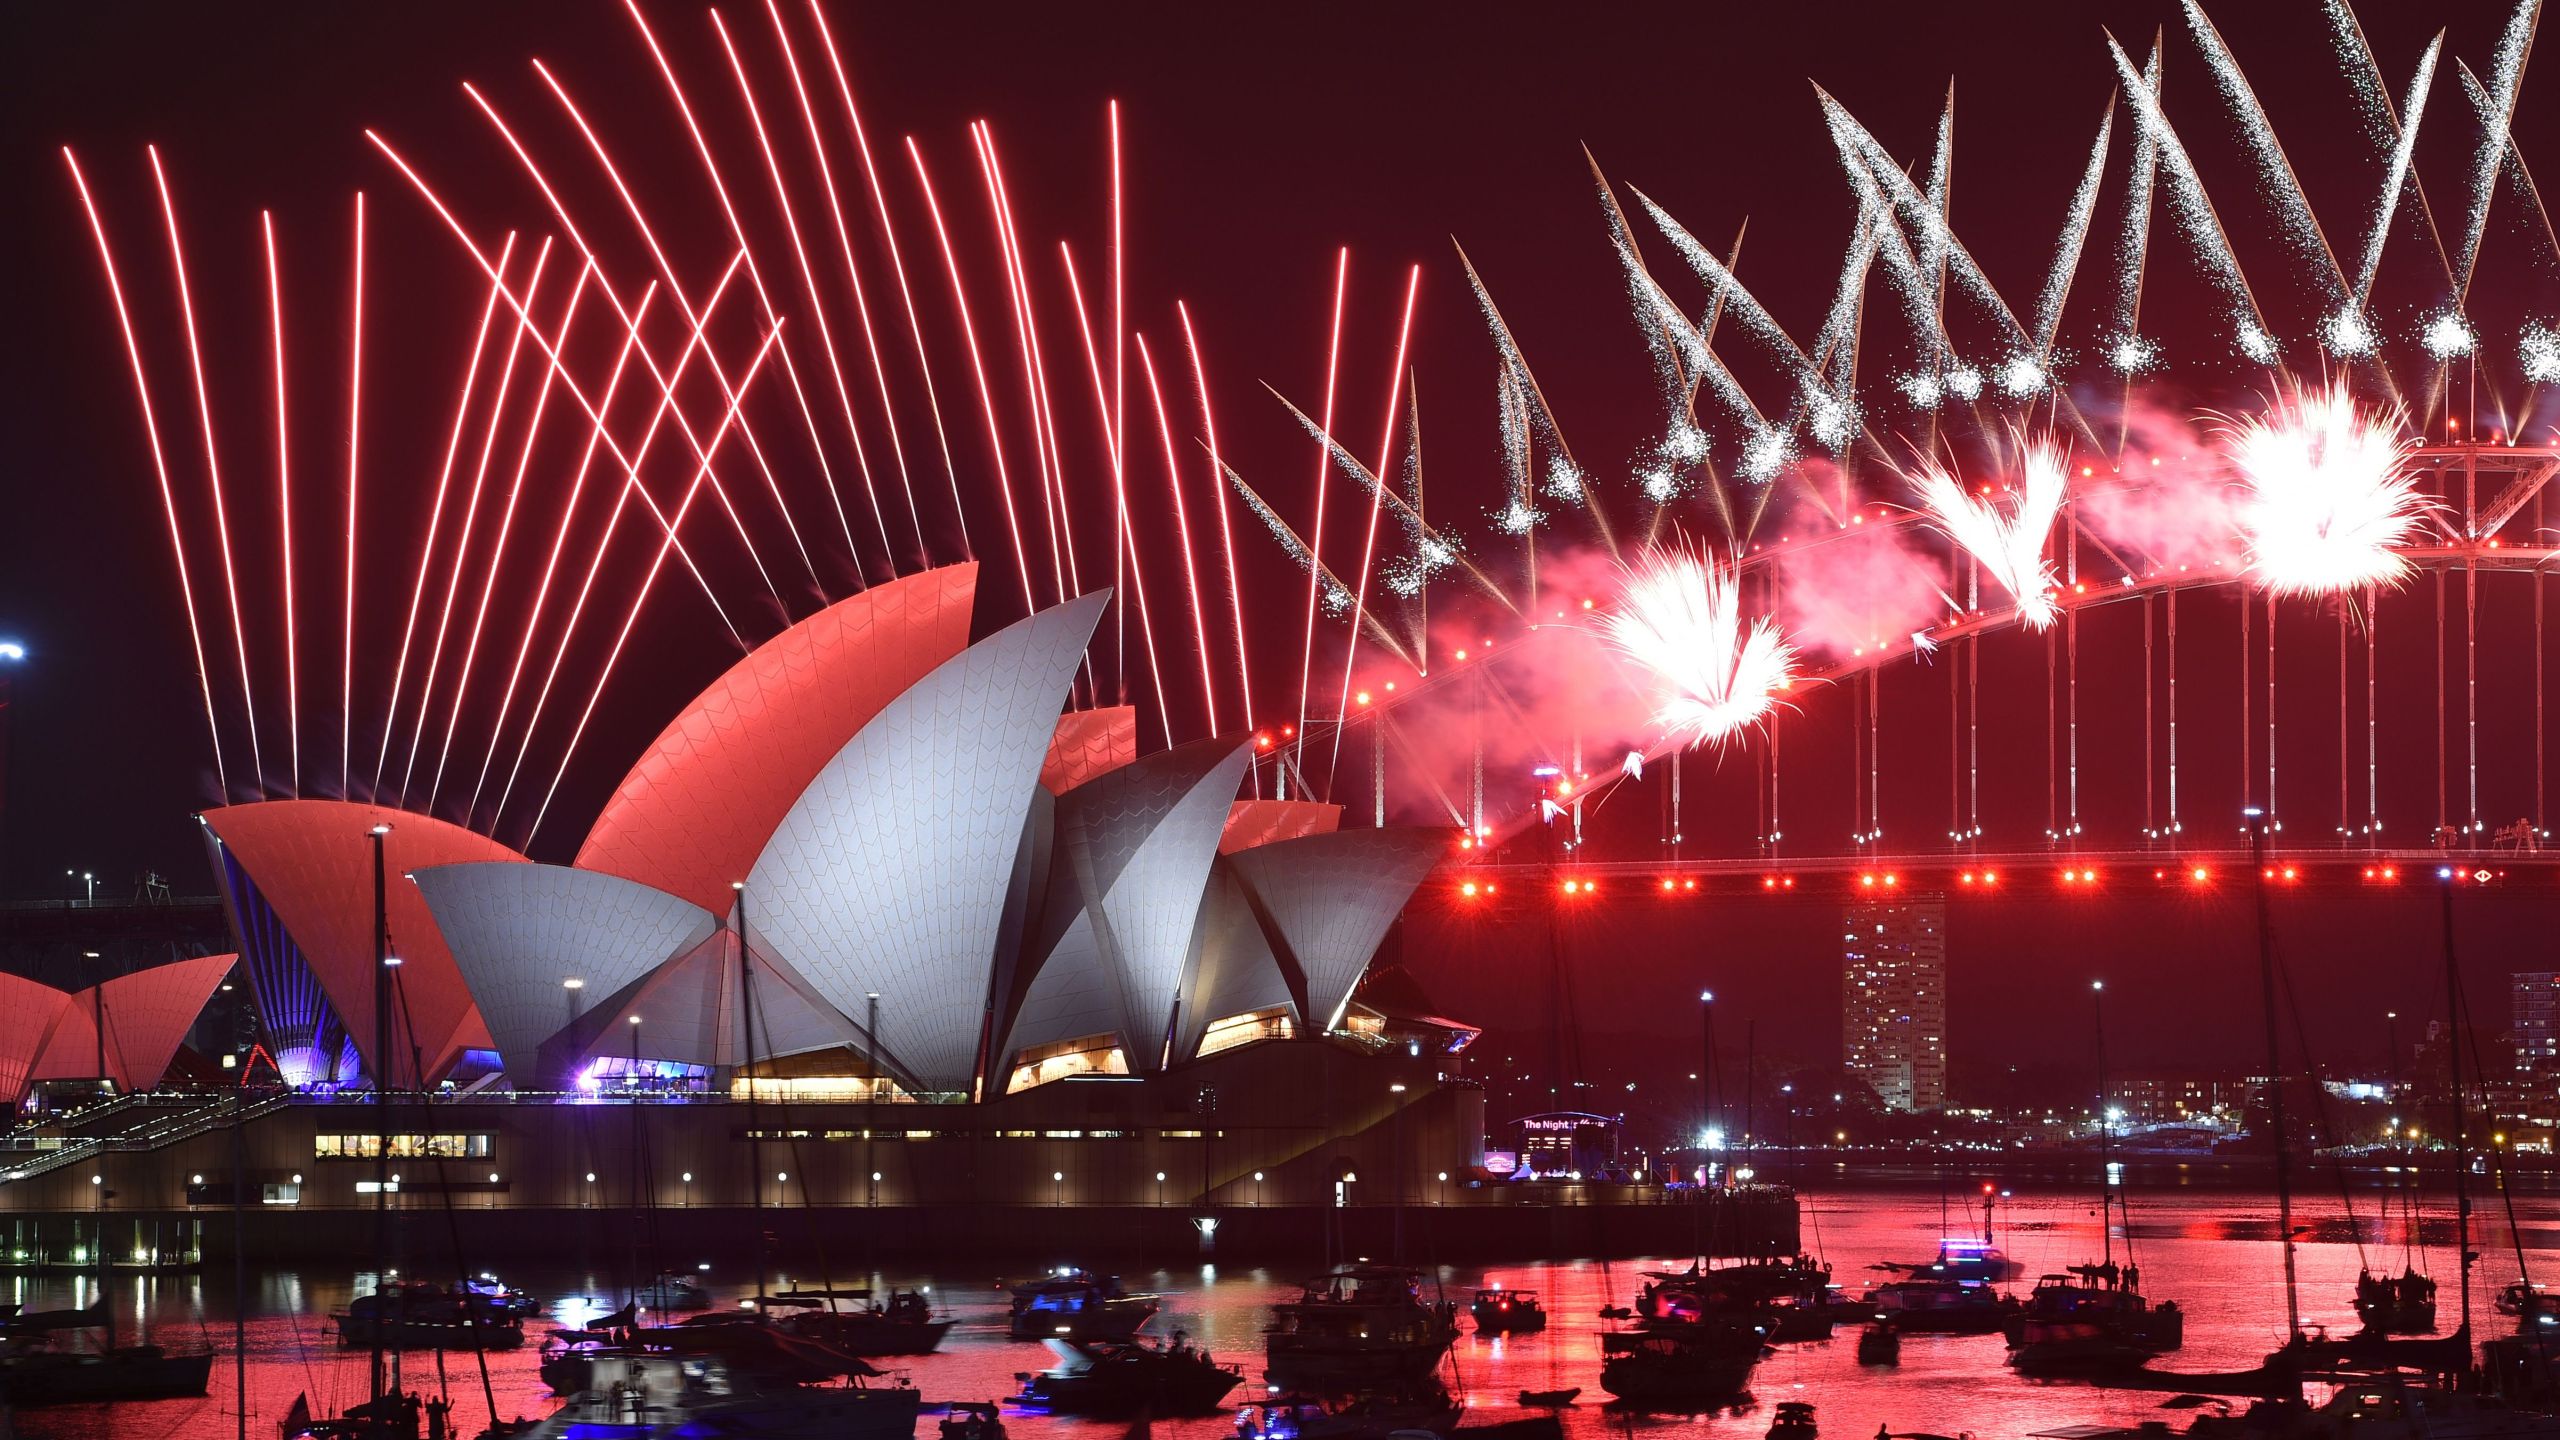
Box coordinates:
[2190,867,2212,883]
[1763,877,1778,890]
[1683,879,1698,892]
[1660,878,1677,893]
[1983,870,1998,885]
[2059,867,2099,885]
[1859,873,1877,888]
[1459,881,1481,899]
[2363,866,2399,883]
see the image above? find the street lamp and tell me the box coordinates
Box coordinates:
[681,1172,693,1207]
[1253,1171,1265,1207]
[1052,1171,1064,1207]
[1155,1171,1166,1207]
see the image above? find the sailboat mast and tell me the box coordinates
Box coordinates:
[734,883,767,1303]
[2441,881,2473,1333]
[2248,810,2301,1341]
[2093,979,2114,1270]
[369,823,390,1404]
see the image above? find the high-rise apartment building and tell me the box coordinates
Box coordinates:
[1843,896,1948,1111]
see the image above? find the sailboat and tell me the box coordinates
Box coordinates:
[2006,982,2183,1376]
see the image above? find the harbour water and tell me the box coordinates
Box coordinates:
[11,1181,2557,1439]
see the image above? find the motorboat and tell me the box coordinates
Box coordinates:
[1596,1325,1762,1410]
[2005,1263,2184,1367]
[1861,1277,2020,1335]
[2355,1266,2439,1334]
[0,1342,215,1406]
[761,1288,952,1356]
[1517,1388,1579,1407]
[1766,1400,1818,1440]
[1470,1286,1547,1334]
[1007,1268,1159,1341]
[501,1351,919,1440]
[635,1272,715,1311]
[1880,1235,2019,1283]
[1265,1265,1460,1393]
[332,1281,526,1351]
[1856,1320,1900,1366]
[1014,1335,1243,1417]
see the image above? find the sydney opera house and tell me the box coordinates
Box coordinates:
[0,566,1488,1248]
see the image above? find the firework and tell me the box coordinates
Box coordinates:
[2225,380,2430,597]
[1600,544,1795,752]
[1910,439,2069,629]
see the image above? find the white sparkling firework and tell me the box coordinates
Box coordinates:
[2460,0,2538,284]
[1900,372,1945,408]
[1638,467,1682,504]
[1943,366,1984,401]
[2035,102,2116,352]
[2113,43,2164,337]
[1663,420,1709,464]
[1542,458,1587,504]
[2352,31,2441,302]
[1601,544,1797,752]
[1738,428,1794,483]
[2324,308,2378,356]
[1496,499,1544,535]
[1911,440,2070,629]
[1807,390,1858,449]
[2524,323,2560,382]
[1996,356,2048,396]
[2108,36,2271,348]
[2110,335,2162,373]
[2226,380,2430,596]
[2182,0,2351,308]
[2422,312,2476,360]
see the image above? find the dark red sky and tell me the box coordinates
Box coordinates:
[1,3,2551,1068]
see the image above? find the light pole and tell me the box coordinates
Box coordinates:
[1253,1171,1265,1207]
[0,640,22,897]
[681,1172,693,1208]
[1155,1171,1166,1207]
[1052,1171,1064,1207]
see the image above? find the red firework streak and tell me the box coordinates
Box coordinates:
[715,5,923,565]
[489,73,793,608]
[1177,302,1255,754]
[1330,264,1423,784]
[151,145,267,794]
[758,0,927,559]
[397,237,560,808]
[455,79,783,609]
[465,281,665,829]
[803,0,968,555]
[1133,333,1219,737]
[343,192,364,797]
[972,121,1076,616]
[62,149,228,797]
[904,134,1037,617]
[1059,240,1169,741]
[370,231,518,796]
[261,210,299,793]
[620,0,864,582]
[367,130,750,642]
[1295,249,1351,784]
[488,260,752,831]
[528,321,786,846]
[427,261,599,812]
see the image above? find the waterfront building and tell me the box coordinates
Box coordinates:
[1841,896,1948,1112]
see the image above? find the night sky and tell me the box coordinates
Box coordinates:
[2,3,2551,1075]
